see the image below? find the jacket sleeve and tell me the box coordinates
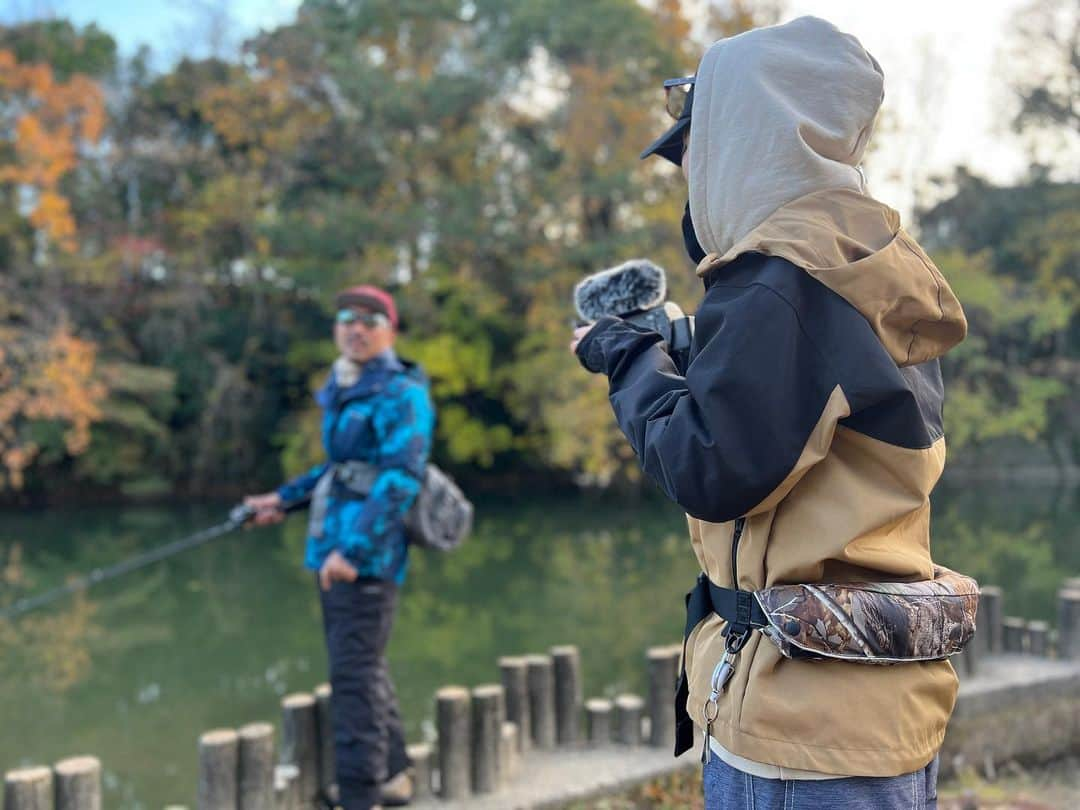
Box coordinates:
[276,463,329,504]
[576,282,840,523]
[339,381,435,559]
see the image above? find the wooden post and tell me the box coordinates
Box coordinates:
[280,693,319,808]
[436,686,471,800]
[525,654,556,749]
[550,645,582,746]
[470,684,504,794]
[614,694,644,746]
[959,639,978,678]
[647,646,679,748]
[54,757,101,810]
[313,684,335,798]
[1058,589,1080,660]
[1028,620,1050,657]
[405,743,432,800]
[4,766,53,810]
[498,656,530,753]
[586,699,613,747]
[978,586,1003,653]
[499,722,519,785]
[1002,616,1026,653]
[272,764,299,810]
[198,729,239,810]
[238,723,275,810]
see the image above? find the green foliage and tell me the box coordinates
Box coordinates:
[278,398,324,480]
[0,20,116,79]
[923,174,1079,469]
[1,1,1074,501]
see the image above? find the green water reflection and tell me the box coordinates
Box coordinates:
[0,483,1076,807]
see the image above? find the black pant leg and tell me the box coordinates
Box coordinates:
[319,577,399,810]
[380,658,411,779]
[365,582,410,780]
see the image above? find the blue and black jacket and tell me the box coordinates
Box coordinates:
[278,351,434,584]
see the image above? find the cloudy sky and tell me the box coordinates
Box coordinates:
[1,0,1040,218]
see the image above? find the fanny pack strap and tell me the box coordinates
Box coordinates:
[674,573,770,757]
[308,461,380,540]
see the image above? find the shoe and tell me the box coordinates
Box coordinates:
[380,770,414,806]
[318,785,382,810]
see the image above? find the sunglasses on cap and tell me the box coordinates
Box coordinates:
[664,75,695,120]
[336,309,391,328]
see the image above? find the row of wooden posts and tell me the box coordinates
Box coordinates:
[959,582,1080,676]
[7,581,1080,809]
[3,641,682,810]
[191,641,685,806]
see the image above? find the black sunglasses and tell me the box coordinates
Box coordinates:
[663,75,695,120]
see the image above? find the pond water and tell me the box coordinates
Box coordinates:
[0,483,1076,807]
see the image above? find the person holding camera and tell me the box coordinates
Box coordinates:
[573,17,966,809]
[246,284,434,810]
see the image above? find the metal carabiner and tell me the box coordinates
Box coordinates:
[725,627,752,654]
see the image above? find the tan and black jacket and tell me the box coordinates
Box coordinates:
[578,15,970,776]
[575,188,967,776]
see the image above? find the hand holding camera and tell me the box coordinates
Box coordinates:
[571,259,695,373]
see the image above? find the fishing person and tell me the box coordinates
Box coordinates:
[245,284,434,810]
[572,16,972,809]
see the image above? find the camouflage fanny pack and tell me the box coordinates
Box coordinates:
[673,563,979,758]
[754,566,979,663]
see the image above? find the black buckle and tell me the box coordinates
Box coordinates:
[724,590,754,653]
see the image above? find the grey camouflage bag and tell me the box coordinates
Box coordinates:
[403,464,473,551]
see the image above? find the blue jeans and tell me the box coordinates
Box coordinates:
[704,753,939,809]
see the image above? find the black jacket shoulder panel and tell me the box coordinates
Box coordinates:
[579,253,948,522]
[583,255,839,522]
[711,253,944,450]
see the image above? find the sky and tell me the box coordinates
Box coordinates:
[1,0,298,63]
[0,0,1043,220]
[783,0,1033,216]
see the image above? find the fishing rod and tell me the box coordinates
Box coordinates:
[0,499,309,622]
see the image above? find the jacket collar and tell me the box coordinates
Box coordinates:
[316,349,404,409]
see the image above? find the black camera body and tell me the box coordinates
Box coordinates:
[574,259,695,374]
[624,301,695,374]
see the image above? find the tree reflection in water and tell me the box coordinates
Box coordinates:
[0,484,1075,807]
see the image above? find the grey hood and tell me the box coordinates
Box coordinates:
[688,16,885,257]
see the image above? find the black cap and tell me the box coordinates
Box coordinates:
[640,84,693,166]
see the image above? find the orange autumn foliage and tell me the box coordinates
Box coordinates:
[0,48,105,251]
[196,60,330,169]
[0,328,106,489]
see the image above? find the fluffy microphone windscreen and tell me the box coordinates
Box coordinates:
[573,259,667,322]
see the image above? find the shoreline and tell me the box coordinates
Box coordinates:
[1,466,1077,511]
